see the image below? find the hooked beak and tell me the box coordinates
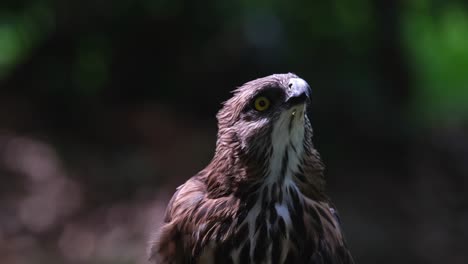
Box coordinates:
[285,77,310,108]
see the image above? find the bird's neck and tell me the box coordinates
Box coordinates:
[202,132,325,201]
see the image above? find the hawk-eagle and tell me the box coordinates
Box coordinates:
[149,73,354,264]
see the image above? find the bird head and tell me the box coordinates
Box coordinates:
[215,73,312,161]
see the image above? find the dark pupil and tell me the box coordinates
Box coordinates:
[258,100,266,107]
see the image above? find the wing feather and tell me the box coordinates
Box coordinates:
[149,176,205,263]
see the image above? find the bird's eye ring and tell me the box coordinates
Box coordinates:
[254,96,271,111]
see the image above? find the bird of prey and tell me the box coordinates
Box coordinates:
[149,73,354,264]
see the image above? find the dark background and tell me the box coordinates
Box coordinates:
[1,0,467,263]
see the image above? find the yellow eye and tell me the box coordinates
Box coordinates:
[254,96,271,111]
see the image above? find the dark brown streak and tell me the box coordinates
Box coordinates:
[279,149,289,182]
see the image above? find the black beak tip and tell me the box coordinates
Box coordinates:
[286,93,308,107]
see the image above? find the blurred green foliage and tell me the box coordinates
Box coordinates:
[0,2,53,78]
[404,1,468,123]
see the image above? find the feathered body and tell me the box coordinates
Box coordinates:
[149,73,354,264]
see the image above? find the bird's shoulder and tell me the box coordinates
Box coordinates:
[163,175,207,223]
[150,174,240,263]
[148,175,205,263]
